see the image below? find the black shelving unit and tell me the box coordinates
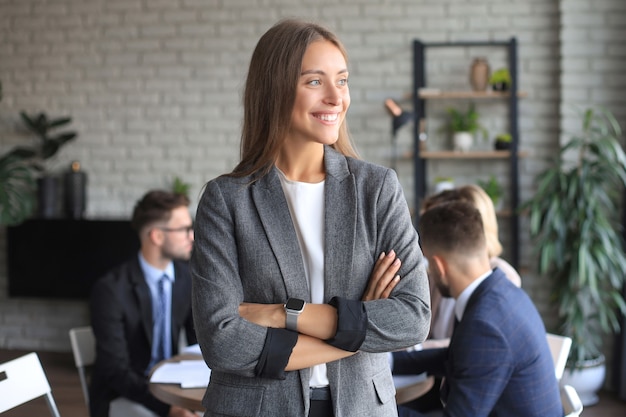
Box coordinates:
[412,38,521,269]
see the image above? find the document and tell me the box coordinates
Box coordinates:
[150,360,211,389]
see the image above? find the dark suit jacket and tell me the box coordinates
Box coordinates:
[394,268,562,417]
[89,255,196,417]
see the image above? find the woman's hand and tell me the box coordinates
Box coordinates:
[168,405,198,417]
[239,302,283,328]
[362,250,401,301]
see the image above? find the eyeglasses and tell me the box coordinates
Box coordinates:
[158,225,194,235]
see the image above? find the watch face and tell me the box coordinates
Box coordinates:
[286,298,305,311]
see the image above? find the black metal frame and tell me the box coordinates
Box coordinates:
[411,38,520,269]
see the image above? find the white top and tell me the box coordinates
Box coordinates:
[277,169,329,388]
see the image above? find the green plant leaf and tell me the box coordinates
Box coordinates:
[0,155,37,226]
[523,106,626,366]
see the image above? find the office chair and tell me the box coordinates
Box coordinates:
[69,326,96,406]
[546,333,572,381]
[561,384,583,416]
[0,352,61,416]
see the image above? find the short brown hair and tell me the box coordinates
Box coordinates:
[232,18,358,179]
[421,184,502,257]
[418,201,486,258]
[131,190,190,233]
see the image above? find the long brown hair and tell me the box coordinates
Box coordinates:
[231,19,359,179]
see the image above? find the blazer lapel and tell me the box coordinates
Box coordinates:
[130,259,154,345]
[323,147,357,301]
[251,147,357,302]
[252,169,310,299]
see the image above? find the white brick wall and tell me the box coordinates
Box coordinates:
[558,0,626,389]
[560,0,626,134]
[0,0,622,364]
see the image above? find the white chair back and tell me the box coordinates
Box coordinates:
[0,352,61,417]
[546,333,572,380]
[561,384,583,416]
[69,326,96,406]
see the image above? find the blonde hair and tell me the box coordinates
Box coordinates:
[461,185,502,257]
[421,184,503,257]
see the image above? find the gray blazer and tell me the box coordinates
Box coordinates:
[191,146,430,417]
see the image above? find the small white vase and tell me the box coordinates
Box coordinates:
[560,355,606,406]
[434,180,455,194]
[453,132,473,152]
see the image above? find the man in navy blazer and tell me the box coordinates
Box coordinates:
[396,201,562,417]
[89,190,197,417]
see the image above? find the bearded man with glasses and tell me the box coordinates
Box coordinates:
[90,190,197,417]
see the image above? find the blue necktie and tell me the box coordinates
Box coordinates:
[156,275,171,361]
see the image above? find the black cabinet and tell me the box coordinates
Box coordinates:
[7,219,140,299]
[412,38,522,268]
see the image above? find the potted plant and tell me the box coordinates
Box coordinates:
[172,176,191,198]
[494,133,512,150]
[477,175,504,210]
[433,176,455,194]
[0,149,38,226]
[489,68,511,92]
[18,111,78,217]
[445,102,488,152]
[522,107,626,405]
[0,81,38,226]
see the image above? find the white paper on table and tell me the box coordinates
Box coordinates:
[393,372,427,389]
[150,360,211,389]
[181,343,202,355]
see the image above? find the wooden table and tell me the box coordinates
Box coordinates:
[394,374,435,404]
[149,354,434,411]
[149,354,206,412]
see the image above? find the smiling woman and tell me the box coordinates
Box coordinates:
[190,18,430,417]
[285,39,351,166]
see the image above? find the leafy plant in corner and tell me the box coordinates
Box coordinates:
[522,107,626,367]
[18,111,77,172]
[0,81,38,225]
[0,88,78,225]
[0,152,38,226]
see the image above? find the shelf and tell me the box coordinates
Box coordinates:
[408,150,528,160]
[417,89,528,99]
[412,38,522,269]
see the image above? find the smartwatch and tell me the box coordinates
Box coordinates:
[284,298,306,331]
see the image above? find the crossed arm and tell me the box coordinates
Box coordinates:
[238,250,402,370]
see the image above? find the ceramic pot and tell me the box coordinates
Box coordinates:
[470,58,490,91]
[491,82,509,92]
[37,176,60,218]
[434,180,455,194]
[453,132,473,152]
[560,355,606,406]
[494,139,512,150]
[64,161,87,219]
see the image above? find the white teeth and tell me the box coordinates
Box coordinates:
[316,113,338,121]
